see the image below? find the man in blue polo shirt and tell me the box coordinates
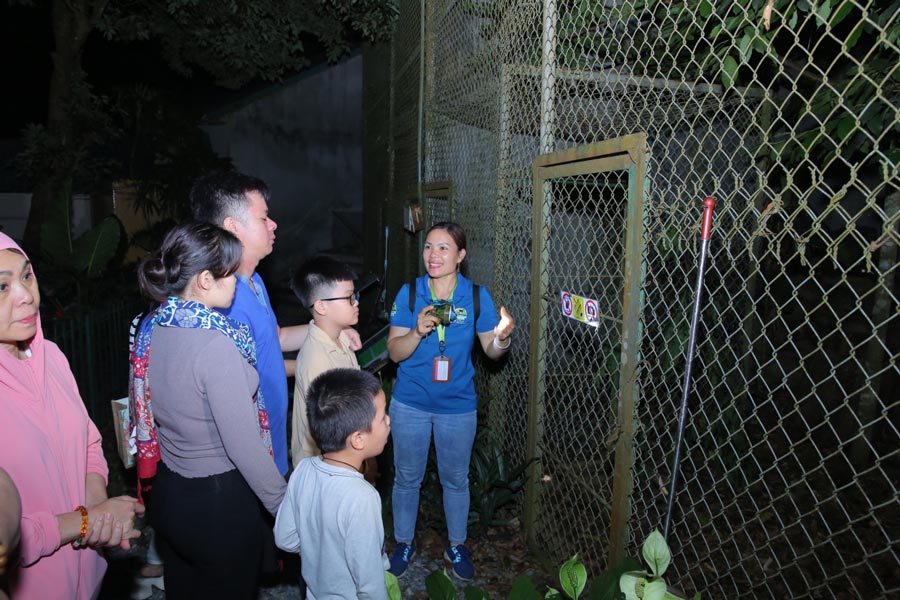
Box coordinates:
[190,172,360,476]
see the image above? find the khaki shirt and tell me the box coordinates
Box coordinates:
[291,322,359,467]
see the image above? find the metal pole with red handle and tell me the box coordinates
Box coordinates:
[663,196,717,541]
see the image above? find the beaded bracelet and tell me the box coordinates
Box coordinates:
[72,505,89,548]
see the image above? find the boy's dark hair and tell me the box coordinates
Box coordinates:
[307,369,381,454]
[291,256,357,310]
[189,171,270,225]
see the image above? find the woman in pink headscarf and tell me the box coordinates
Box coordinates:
[0,232,145,599]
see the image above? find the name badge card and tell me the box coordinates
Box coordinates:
[433,356,451,383]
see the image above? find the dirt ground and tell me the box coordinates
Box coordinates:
[97,518,551,600]
[98,428,552,600]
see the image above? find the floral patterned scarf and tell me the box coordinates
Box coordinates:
[129,296,272,494]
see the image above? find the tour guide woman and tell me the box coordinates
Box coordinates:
[386,222,514,581]
[132,222,286,598]
[0,232,144,599]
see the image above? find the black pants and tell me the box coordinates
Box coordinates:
[152,462,267,600]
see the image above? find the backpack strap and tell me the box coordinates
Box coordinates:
[408,279,416,314]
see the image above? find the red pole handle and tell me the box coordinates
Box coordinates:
[700,196,717,241]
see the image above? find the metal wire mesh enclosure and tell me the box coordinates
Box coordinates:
[363,1,899,597]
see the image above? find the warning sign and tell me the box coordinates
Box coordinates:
[560,291,573,317]
[584,298,599,324]
[560,290,600,328]
[573,295,585,321]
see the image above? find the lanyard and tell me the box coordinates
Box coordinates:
[428,279,457,354]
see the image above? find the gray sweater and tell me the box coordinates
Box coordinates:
[148,327,286,515]
[274,457,389,600]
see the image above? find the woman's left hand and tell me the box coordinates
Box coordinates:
[495,306,515,342]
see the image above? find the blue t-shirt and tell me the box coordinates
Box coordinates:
[220,273,289,475]
[390,274,499,414]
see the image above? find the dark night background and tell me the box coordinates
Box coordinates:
[0,1,339,189]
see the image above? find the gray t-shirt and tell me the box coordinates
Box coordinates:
[274,457,389,600]
[148,326,286,515]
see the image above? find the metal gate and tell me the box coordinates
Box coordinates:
[526,134,649,566]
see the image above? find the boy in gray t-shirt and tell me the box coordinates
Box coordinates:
[274,369,391,600]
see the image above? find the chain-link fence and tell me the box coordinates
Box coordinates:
[363,1,899,597]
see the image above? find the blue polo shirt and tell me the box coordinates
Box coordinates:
[390,274,498,414]
[220,273,289,475]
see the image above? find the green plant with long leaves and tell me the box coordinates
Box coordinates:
[35,187,128,315]
[469,429,536,530]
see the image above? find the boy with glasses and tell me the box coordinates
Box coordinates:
[289,256,362,467]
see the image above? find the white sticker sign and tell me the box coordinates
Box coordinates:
[560,290,599,327]
[584,298,599,324]
[560,291,573,317]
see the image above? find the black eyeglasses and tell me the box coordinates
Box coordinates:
[311,291,360,308]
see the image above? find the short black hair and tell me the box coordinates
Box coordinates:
[290,256,357,310]
[189,171,270,225]
[306,369,381,454]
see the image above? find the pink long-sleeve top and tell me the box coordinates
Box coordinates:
[0,233,108,599]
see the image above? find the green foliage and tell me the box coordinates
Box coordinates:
[587,556,642,600]
[641,532,671,579]
[469,429,535,529]
[466,586,492,600]
[618,531,696,600]
[385,571,401,600]
[426,569,458,600]
[39,189,123,277]
[425,554,648,600]
[507,575,543,600]
[35,189,129,314]
[15,0,400,245]
[109,85,233,221]
[559,555,588,600]
[98,0,399,88]
[478,0,897,172]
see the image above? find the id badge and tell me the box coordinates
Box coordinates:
[433,356,451,383]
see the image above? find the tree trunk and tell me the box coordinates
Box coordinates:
[22,0,108,251]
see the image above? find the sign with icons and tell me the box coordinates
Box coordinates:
[560,290,600,327]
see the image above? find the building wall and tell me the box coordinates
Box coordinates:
[203,54,363,294]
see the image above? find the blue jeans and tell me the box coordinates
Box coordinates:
[390,401,477,546]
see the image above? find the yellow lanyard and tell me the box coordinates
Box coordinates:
[428,279,457,353]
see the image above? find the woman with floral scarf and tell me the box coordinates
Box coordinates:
[131,222,286,598]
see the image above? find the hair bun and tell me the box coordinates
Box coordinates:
[161,250,183,284]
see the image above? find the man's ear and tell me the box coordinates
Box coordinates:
[348,430,366,452]
[222,216,240,235]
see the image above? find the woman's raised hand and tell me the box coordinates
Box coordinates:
[494,306,515,341]
[84,496,145,550]
[415,305,440,338]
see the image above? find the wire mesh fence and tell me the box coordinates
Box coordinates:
[363,1,899,597]
[44,301,143,429]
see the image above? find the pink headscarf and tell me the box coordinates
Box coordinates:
[0,233,47,398]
